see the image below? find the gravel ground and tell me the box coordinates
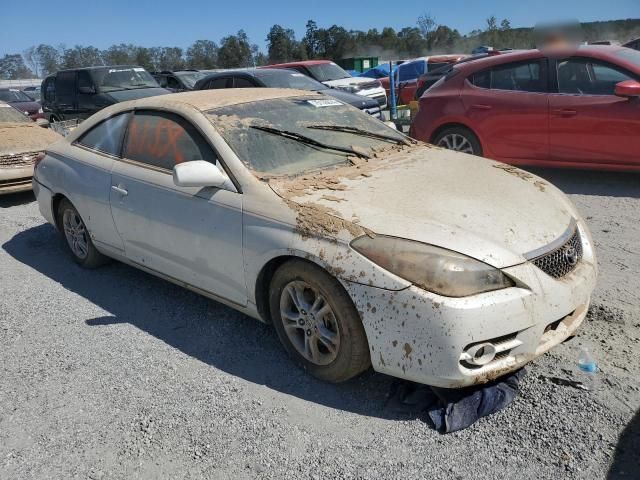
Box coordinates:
[1,168,639,479]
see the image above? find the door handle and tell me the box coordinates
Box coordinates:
[111,185,128,196]
[471,104,492,110]
[552,109,577,117]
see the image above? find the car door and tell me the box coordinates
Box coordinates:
[54,70,77,119]
[76,70,99,120]
[69,112,131,252]
[549,56,640,166]
[462,58,549,162]
[109,109,247,305]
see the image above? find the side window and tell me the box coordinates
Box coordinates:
[471,69,490,89]
[167,76,182,89]
[77,113,130,156]
[56,71,76,98]
[77,71,94,91]
[489,61,546,92]
[43,77,56,102]
[233,77,256,88]
[398,61,424,81]
[557,58,633,95]
[156,75,168,88]
[123,110,217,170]
[207,77,230,89]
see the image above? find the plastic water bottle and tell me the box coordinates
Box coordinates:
[577,347,599,391]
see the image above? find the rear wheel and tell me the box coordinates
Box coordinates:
[433,126,483,156]
[57,199,108,268]
[269,259,370,383]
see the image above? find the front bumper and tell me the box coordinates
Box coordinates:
[0,166,34,195]
[343,225,597,388]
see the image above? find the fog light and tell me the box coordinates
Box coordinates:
[465,342,497,366]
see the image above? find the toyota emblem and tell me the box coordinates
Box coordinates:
[563,245,578,266]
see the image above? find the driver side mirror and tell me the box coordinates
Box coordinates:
[78,85,96,94]
[614,80,640,98]
[173,160,232,190]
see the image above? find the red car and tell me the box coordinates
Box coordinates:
[411,46,640,171]
[0,88,44,121]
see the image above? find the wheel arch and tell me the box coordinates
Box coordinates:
[51,192,68,232]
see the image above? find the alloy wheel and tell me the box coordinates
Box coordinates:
[62,209,89,260]
[279,280,340,366]
[437,133,475,154]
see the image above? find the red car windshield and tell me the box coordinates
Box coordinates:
[0,89,33,103]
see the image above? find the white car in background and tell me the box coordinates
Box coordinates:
[266,60,387,108]
[33,89,597,387]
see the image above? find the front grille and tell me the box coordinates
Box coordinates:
[370,94,387,106]
[0,151,41,169]
[532,229,583,279]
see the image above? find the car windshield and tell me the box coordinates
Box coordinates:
[0,89,33,102]
[207,96,406,175]
[175,71,207,88]
[257,72,328,91]
[615,48,640,67]
[92,67,159,92]
[0,104,31,123]
[307,63,351,82]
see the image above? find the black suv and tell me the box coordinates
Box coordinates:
[194,68,383,119]
[151,70,207,92]
[41,65,170,122]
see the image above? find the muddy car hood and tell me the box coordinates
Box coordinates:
[0,123,61,156]
[271,147,576,268]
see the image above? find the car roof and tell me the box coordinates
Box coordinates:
[266,60,333,68]
[56,65,142,73]
[115,88,318,112]
[455,45,634,72]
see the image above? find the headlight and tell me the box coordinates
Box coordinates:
[351,235,514,297]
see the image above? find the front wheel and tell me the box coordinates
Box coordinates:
[433,126,483,156]
[269,259,371,383]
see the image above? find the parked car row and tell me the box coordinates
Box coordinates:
[411,45,640,171]
[193,68,384,118]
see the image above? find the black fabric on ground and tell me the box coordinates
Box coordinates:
[385,368,526,433]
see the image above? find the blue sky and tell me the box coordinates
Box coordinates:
[1,0,638,55]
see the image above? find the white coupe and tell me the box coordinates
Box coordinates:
[33,89,597,387]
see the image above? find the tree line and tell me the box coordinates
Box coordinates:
[1,17,638,79]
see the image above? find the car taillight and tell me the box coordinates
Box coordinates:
[34,152,46,169]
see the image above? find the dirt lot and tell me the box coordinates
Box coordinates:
[1,168,639,479]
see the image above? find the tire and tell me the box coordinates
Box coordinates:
[269,259,371,383]
[433,126,483,156]
[57,198,108,268]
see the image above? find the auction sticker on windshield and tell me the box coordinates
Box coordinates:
[307,99,343,108]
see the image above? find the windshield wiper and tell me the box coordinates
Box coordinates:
[305,124,412,145]
[249,125,370,158]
